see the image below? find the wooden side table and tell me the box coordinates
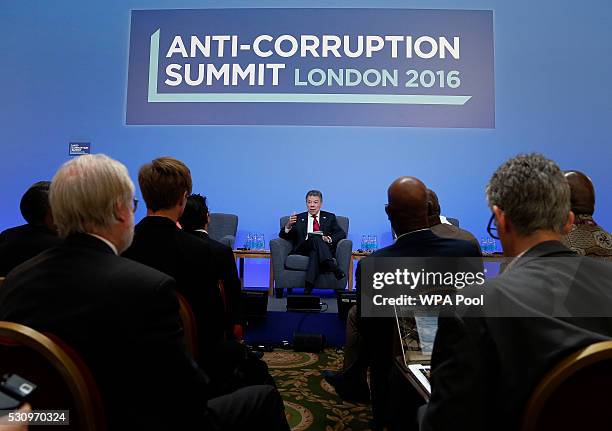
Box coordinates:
[347,251,371,291]
[233,249,274,295]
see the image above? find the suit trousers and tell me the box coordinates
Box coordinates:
[343,305,365,377]
[293,235,334,285]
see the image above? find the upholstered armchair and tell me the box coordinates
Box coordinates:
[207,213,238,248]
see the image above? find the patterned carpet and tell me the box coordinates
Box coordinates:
[263,348,373,431]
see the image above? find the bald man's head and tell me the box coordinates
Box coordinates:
[385,176,429,235]
[565,170,595,215]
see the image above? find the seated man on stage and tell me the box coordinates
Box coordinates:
[279,190,346,294]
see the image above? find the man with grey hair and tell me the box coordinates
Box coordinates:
[420,154,612,431]
[0,154,289,430]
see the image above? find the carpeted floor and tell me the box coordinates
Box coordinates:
[263,348,373,431]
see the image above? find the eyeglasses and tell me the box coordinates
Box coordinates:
[133,198,139,213]
[487,214,500,240]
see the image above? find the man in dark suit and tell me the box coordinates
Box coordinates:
[279,190,346,294]
[179,193,242,341]
[0,181,62,276]
[0,154,289,430]
[122,158,229,374]
[426,188,481,252]
[324,177,481,428]
[421,154,612,431]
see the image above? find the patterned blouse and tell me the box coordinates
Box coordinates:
[561,214,612,258]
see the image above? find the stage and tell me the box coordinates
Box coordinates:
[243,289,347,348]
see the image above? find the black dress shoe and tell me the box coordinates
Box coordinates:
[322,370,370,402]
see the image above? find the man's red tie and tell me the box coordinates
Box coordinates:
[313,215,320,231]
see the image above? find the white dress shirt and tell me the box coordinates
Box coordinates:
[439,215,452,225]
[307,211,321,235]
[285,212,325,241]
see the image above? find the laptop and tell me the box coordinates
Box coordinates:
[394,306,438,398]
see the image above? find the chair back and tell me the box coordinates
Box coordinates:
[522,340,612,430]
[279,215,349,236]
[208,213,238,248]
[0,321,105,430]
[176,292,199,360]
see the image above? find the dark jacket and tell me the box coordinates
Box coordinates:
[422,241,612,431]
[0,224,62,276]
[430,222,481,253]
[0,233,214,429]
[278,211,346,254]
[123,216,226,348]
[189,230,242,337]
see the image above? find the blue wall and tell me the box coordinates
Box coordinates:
[2,1,611,284]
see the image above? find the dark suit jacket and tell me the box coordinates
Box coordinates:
[189,230,242,338]
[422,241,612,431]
[123,216,226,348]
[354,229,481,426]
[430,222,481,253]
[0,224,62,276]
[0,234,214,429]
[278,211,346,254]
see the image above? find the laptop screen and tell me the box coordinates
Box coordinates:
[394,306,438,366]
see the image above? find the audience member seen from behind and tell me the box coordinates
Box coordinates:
[123,157,226,348]
[0,154,289,430]
[179,194,242,341]
[561,170,612,258]
[123,158,276,394]
[323,176,481,429]
[421,154,612,431]
[279,190,347,295]
[0,181,62,276]
[426,188,481,252]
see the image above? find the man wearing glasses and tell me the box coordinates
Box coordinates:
[420,154,612,431]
